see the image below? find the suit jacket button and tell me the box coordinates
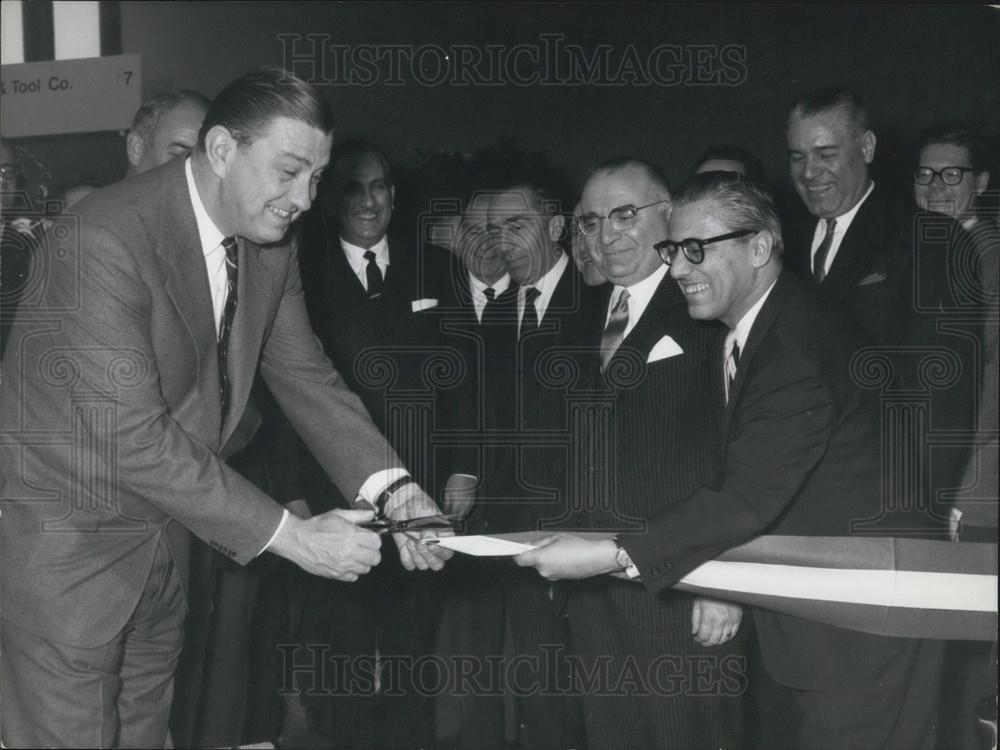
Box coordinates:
[650,567,660,575]
[662,561,672,570]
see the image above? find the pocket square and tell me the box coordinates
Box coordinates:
[411,298,439,312]
[647,335,684,363]
[857,272,887,287]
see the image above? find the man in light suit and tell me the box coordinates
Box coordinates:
[0,67,450,749]
[518,173,942,749]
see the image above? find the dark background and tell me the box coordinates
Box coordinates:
[12,2,999,205]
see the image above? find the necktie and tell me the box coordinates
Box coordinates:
[600,288,630,372]
[218,236,239,419]
[812,218,837,283]
[364,249,383,300]
[521,286,540,336]
[724,334,740,404]
[480,286,497,324]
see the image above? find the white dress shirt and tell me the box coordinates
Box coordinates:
[605,263,669,339]
[469,272,511,323]
[341,236,389,291]
[810,181,875,277]
[518,251,569,334]
[723,277,779,380]
[184,159,410,554]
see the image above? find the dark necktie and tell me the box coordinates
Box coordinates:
[724,334,740,403]
[521,286,540,336]
[812,218,837,283]
[218,236,239,419]
[600,288,630,372]
[364,249,383,300]
[480,286,497,323]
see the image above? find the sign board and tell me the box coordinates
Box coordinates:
[0,54,142,137]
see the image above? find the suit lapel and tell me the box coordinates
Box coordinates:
[220,239,273,444]
[823,190,878,289]
[607,272,683,371]
[723,273,785,434]
[154,160,220,435]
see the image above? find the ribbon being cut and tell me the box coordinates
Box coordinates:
[432,533,998,642]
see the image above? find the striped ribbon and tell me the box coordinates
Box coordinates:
[485,532,998,641]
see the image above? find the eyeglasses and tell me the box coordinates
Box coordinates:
[913,166,977,186]
[576,199,670,236]
[0,163,23,186]
[654,229,755,266]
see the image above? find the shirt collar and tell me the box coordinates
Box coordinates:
[825,179,875,232]
[341,235,389,272]
[729,277,779,352]
[185,157,226,257]
[520,251,569,311]
[470,272,511,297]
[608,263,669,327]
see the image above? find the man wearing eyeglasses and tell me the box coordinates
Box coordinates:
[516,158,745,750]
[784,87,909,345]
[518,172,943,750]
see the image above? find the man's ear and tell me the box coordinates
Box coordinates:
[547,213,566,242]
[125,131,144,169]
[204,125,237,178]
[861,130,877,164]
[749,230,775,268]
[974,170,990,198]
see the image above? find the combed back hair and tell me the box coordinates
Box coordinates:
[916,121,995,175]
[130,89,210,145]
[326,138,393,189]
[197,66,335,150]
[695,144,766,185]
[788,87,870,135]
[675,172,784,257]
[495,181,560,216]
[588,156,671,199]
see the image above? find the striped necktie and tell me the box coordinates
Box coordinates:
[812,218,837,283]
[218,236,238,419]
[724,334,740,404]
[600,288,630,372]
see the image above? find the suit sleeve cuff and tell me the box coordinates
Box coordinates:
[258,508,290,557]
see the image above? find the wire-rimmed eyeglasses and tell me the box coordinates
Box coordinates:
[576,199,670,236]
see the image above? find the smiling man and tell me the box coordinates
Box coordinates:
[514,159,744,750]
[518,172,943,750]
[295,138,456,749]
[0,68,450,749]
[784,87,908,344]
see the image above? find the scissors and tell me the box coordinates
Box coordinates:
[360,514,463,534]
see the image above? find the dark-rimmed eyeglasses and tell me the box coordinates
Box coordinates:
[913,166,977,186]
[654,229,755,266]
[576,199,670,236]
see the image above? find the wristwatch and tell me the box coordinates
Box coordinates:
[613,536,640,579]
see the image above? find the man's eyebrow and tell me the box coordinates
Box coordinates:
[279,151,311,166]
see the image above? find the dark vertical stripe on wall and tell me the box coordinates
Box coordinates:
[22,0,55,62]
[100,1,122,56]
